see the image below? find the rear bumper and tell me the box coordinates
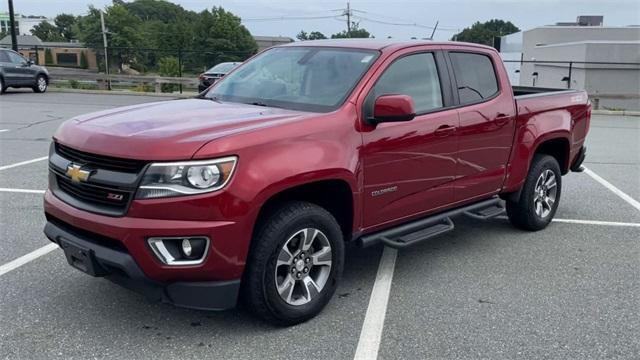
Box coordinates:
[44,219,240,310]
[571,146,587,172]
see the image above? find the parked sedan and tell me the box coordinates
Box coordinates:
[0,48,49,94]
[198,62,241,92]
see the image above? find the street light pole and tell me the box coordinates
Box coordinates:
[100,10,111,90]
[8,0,19,51]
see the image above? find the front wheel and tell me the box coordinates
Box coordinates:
[506,154,562,231]
[242,201,344,325]
[33,75,48,93]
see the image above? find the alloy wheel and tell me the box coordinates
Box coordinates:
[275,228,332,306]
[533,169,557,218]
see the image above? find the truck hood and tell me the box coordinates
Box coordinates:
[54,98,312,160]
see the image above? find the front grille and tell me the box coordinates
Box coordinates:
[56,175,131,211]
[55,143,146,173]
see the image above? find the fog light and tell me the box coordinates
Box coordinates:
[182,239,193,257]
[148,236,210,265]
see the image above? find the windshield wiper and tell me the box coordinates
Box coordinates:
[196,95,223,103]
[249,101,269,107]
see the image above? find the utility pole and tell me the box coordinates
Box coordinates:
[344,2,352,37]
[100,10,111,90]
[8,0,18,51]
[429,21,439,40]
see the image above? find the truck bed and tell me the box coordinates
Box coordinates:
[512,86,574,98]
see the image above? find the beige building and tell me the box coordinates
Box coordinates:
[0,35,98,70]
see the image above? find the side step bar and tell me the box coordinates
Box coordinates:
[357,197,502,249]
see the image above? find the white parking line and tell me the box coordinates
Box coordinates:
[584,167,640,213]
[552,218,640,227]
[354,247,397,360]
[0,156,48,171]
[0,188,46,194]
[0,129,9,133]
[0,243,59,277]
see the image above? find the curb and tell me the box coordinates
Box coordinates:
[48,87,197,98]
[592,109,640,117]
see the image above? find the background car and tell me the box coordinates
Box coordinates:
[0,48,49,94]
[198,62,241,92]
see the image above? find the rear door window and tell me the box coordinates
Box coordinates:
[0,50,10,63]
[450,52,499,104]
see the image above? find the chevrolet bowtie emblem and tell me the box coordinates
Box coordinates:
[66,164,91,183]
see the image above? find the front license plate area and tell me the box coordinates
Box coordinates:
[59,238,108,277]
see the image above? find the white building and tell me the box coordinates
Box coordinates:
[499,17,640,110]
[0,13,52,36]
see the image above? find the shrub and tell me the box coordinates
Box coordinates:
[80,51,88,69]
[44,48,54,65]
[158,56,182,93]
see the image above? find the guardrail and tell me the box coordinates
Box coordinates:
[49,72,199,93]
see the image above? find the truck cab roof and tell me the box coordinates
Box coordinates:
[280,39,497,52]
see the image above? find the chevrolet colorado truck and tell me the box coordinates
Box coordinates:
[44,40,590,325]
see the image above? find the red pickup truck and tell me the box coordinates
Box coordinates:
[44,40,590,325]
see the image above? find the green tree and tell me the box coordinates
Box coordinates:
[297,30,327,41]
[76,5,143,71]
[54,14,78,41]
[452,19,519,46]
[30,21,64,42]
[331,22,371,39]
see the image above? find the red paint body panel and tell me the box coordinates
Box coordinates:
[45,41,590,285]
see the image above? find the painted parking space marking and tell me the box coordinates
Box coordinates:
[583,167,640,213]
[0,129,9,133]
[0,156,48,171]
[551,218,640,228]
[354,247,397,360]
[0,243,59,277]
[0,188,46,194]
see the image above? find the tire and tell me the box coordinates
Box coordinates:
[33,75,48,93]
[242,201,345,325]
[0,76,5,94]
[506,154,562,231]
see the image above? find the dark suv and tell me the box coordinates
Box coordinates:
[0,48,49,94]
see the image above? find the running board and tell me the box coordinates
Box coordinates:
[357,197,502,249]
[463,203,505,220]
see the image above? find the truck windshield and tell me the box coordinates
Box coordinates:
[206,47,379,112]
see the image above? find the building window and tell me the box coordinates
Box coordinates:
[56,53,79,66]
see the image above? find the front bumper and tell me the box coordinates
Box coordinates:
[44,217,240,310]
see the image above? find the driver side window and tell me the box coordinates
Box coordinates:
[366,53,443,118]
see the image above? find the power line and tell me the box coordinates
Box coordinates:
[242,15,337,22]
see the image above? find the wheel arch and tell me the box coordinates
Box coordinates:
[254,178,356,242]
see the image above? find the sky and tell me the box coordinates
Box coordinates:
[2,0,639,41]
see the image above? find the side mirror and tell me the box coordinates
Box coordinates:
[27,59,35,66]
[369,94,416,125]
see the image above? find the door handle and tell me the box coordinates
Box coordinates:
[434,125,456,137]
[495,113,511,126]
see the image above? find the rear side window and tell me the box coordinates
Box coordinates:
[0,50,9,63]
[371,53,443,114]
[450,52,498,104]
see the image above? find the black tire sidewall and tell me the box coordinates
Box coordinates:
[247,202,344,325]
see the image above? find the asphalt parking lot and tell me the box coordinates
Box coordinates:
[1,90,639,360]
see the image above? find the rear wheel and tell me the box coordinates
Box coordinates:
[33,75,47,93]
[0,77,5,94]
[506,154,562,231]
[242,201,344,325]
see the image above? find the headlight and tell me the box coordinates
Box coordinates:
[136,156,237,199]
